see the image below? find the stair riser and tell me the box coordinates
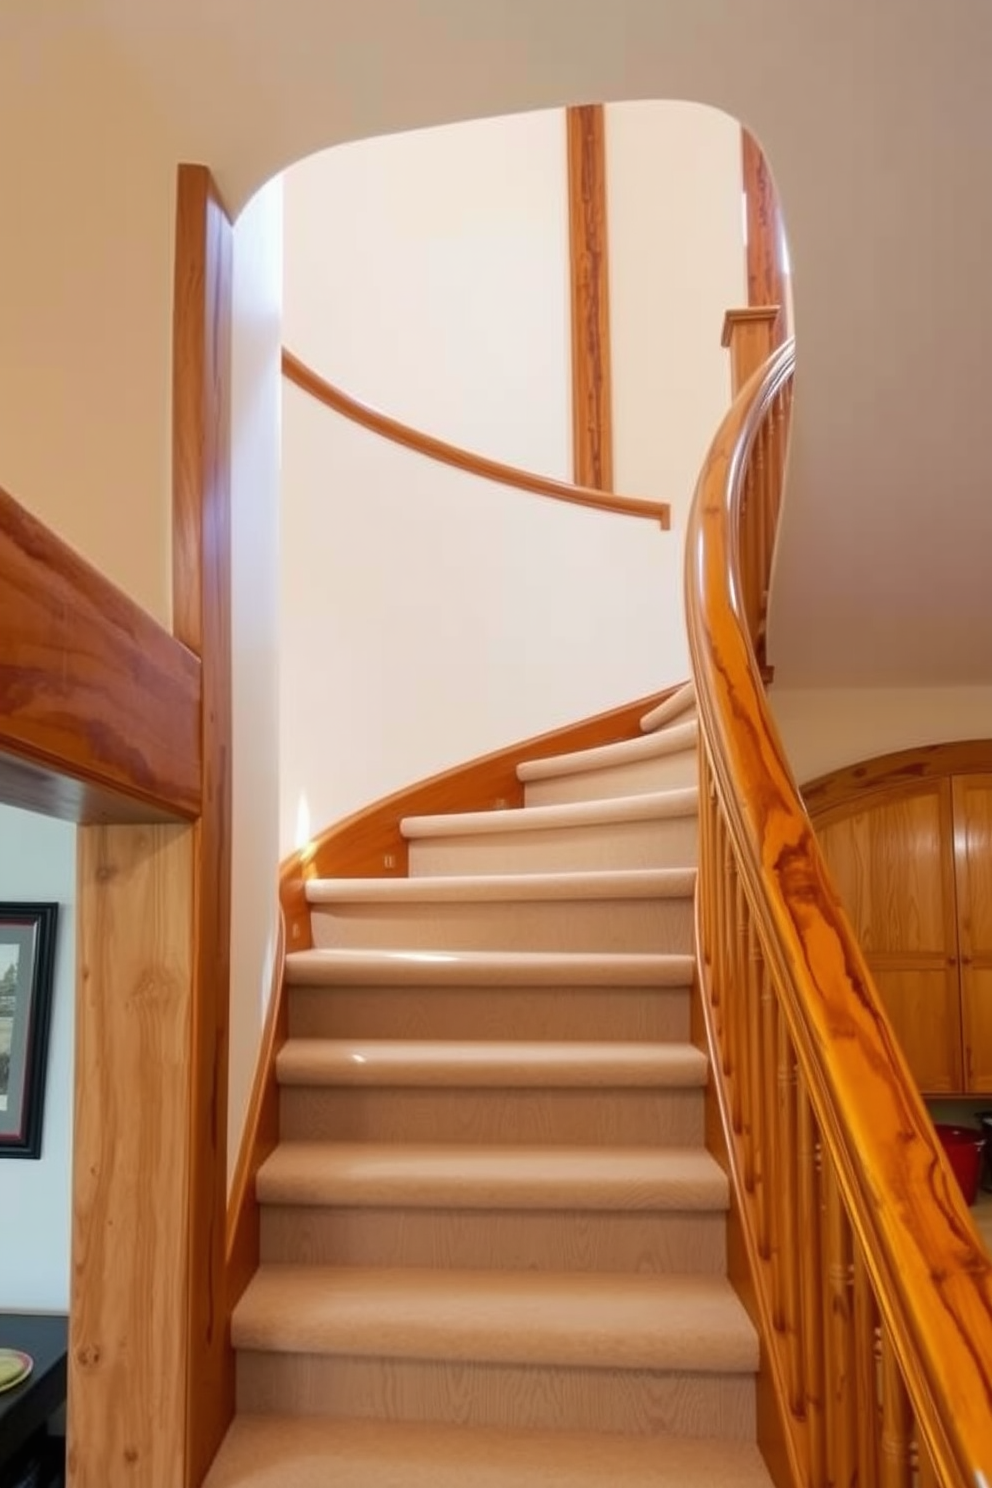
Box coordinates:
[309,897,691,955]
[259,1205,727,1274]
[280,1087,703,1146]
[408,816,698,876]
[523,751,696,806]
[288,984,691,1043]
[237,1353,754,1440]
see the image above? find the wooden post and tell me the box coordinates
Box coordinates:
[567,105,613,491]
[722,307,781,399]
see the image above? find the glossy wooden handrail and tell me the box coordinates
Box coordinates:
[686,341,992,1487]
[282,348,670,528]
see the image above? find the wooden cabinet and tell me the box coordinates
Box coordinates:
[807,748,992,1096]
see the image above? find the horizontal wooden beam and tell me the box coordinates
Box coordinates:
[0,483,201,821]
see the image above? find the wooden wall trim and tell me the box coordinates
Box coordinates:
[741,129,788,345]
[567,104,614,492]
[803,739,992,824]
[0,483,201,821]
[173,163,235,1486]
[282,349,666,528]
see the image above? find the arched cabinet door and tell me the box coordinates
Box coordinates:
[953,775,992,1092]
[817,779,963,1095]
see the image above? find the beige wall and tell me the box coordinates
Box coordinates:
[228,179,284,1178]
[772,687,992,786]
[0,29,176,625]
[279,105,742,847]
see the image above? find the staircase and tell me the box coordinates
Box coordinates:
[206,681,776,1487]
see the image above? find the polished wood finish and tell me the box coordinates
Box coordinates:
[0,483,201,821]
[686,338,992,1488]
[741,130,788,344]
[69,825,194,1488]
[173,163,236,1488]
[808,746,992,1095]
[281,350,667,527]
[722,309,781,400]
[226,911,286,1313]
[567,104,613,492]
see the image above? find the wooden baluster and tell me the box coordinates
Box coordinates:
[760,961,780,1284]
[823,1162,857,1488]
[776,1004,804,1418]
[852,1242,881,1488]
[797,1084,825,1484]
[713,812,729,1059]
[746,915,765,1225]
[725,837,742,1132]
[879,1326,914,1488]
[736,876,754,1185]
[912,1429,940,1488]
[699,756,714,972]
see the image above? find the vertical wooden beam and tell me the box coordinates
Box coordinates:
[172,163,235,1484]
[721,307,782,398]
[567,105,613,491]
[69,825,195,1488]
[742,128,789,344]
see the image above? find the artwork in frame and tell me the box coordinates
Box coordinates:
[0,903,58,1159]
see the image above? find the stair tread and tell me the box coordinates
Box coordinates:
[401,788,698,839]
[306,867,695,905]
[285,947,695,987]
[276,1039,708,1088]
[517,720,698,782]
[258,1141,728,1211]
[232,1266,758,1372]
[205,1416,773,1487]
[640,683,695,734]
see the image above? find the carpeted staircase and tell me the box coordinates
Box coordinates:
[205,682,775,1486]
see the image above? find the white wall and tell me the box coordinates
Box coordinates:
[772,687,992,786]
[228,179,284,1179]
[280,105,742,845]
[0,806,75,1312]
[283,110,571,477]
[607,100,746,680]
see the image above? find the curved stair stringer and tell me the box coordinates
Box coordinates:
[214,683,784,1487]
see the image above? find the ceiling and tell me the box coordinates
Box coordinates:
[3,0,992,683]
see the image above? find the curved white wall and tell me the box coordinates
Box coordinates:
[279,103,743,845]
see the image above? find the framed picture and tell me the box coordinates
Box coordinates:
[0,903,59,1159]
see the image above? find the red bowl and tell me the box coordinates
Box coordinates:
[935,1124,986,1206]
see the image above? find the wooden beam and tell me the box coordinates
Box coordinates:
[0,484,201,821]
[567,105,613,491]
[173,163,235,1485]
[70,824,195,1488]
[741,128,788,343]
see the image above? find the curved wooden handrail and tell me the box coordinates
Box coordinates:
[686,342,992,1486]
[282,348,670,529]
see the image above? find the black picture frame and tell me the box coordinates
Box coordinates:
[0,902,59,1159]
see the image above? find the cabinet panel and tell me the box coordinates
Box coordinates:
[953,775,992,1091]
[818,782,961,1092]
[818,785,953,954]
[868,966,963,1094]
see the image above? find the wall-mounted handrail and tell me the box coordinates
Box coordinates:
[686,339,992,1487]
[282,348,670,529]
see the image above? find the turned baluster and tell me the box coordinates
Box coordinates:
[879,1326,914,1488]
[852,1242,881,1488]
[776,1003,804,1418]
[746,914,765,1218]
[735,876,754,1179]
[724,839,742,1132]
[760,962,780,1280]
[797,1084,825,1483]
[823,1162,857,1488]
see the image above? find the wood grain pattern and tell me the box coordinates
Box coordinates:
[567,105,613,492]
[69,824,194,1488]
[173,162,235,1486]
[803,739,992,823]
[741,130,788,343]
[953,776,992,1090]
[721,308,782,400]
[0,483,201,821]
[283,349,661,525]
[686,337,992,1485]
